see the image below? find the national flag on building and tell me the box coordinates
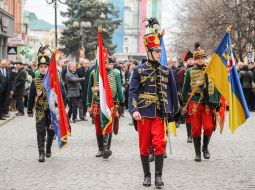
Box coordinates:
[43,52,71,147]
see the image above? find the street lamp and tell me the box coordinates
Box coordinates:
[72,21,92,50]
[46,0,67,47]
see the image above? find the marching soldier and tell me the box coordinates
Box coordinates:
[27,47,55,162]
[128,18,179,187]
[178,50,194,143]
[87,56,124,159]
[181,43,221,162]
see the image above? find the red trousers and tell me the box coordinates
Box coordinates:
[137,116,166,156]
[186,115,191,123]
[188,102,214,137]
[93,104,112,134]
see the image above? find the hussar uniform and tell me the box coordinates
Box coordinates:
[87,57,124,159]
[128,18,179,187]
[27,50,55,162]
[181,43,221,162]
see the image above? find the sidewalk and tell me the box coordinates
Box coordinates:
[0,112,16,127]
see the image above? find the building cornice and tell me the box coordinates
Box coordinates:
[0,8,14,20]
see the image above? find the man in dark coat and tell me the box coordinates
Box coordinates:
[0,59,12,119]
[2,60,14,117]
[248,62,255,111]
[239,64,254,109]
[177,50,194,143]
[13,62,27,116]
[65,62,85,123]
[76,58,91,120]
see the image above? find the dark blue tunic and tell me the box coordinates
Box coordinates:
[128,61,179,118]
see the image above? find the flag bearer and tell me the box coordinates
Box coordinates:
[181,43,221,162]
[27,47,55,162]
[87,55,124,159]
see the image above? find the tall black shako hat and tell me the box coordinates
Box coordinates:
[37,45,51,67]
[183,49,193,61]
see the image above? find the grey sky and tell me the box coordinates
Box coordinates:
[24,0,68,25]
[24,0,177,47]
[24,0,177,27]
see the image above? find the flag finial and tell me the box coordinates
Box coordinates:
[98,25,103,33]
[54,48,59,54]
[161,29,165,37]
[226,25,232,33]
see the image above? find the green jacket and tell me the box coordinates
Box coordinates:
[86,68,124,107]
[181,66,221,106]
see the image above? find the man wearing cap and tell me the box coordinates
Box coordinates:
[27,49,55,162]
[178,50,194,143]
[181,43,221,162]
[128,18,179,187]
[13,62,27,116]
[87,55,124,159]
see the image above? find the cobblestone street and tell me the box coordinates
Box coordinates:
[0,111,255,190]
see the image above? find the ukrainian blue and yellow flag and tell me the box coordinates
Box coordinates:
[205,32,250,133]
[160,34,177,136]
[160,34,168,67]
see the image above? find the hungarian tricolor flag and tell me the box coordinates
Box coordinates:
[43,52,71,148]
[97,27,114,133]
